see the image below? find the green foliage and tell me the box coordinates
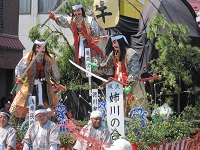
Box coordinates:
[9,118,28,142]
[147,13,200,96]
[28,25,41,42]
[125,13,200,150]
[181,101,200,121]
[60,0,94,16]
[59,132,76,148]
[126,115,196,150]
[76,120,88,126]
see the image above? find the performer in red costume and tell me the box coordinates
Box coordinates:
[10,39,66,118]
[49,4,111,78]
[98,33,148,115]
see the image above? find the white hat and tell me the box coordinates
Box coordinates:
[34,40,45,45]
[35,109,47,115]
[72,4,83,10]
[105,139,132,150]
[111,35,130,46]
[90,111,102,118]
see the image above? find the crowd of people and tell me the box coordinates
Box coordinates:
[0,2,144,150]
[0,107,132,150]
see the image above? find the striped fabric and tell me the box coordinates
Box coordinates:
[150,137,200,150]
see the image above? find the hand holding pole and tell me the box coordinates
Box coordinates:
[40,0,69,27]
[10,33,54,94]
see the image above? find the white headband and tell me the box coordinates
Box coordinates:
[111,35,129,45]
[72,4,83,10]
[34,40,45,45]
[35,109,47,115]
[0,112,11,118]
[90,111,102,119]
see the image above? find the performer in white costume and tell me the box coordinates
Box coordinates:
[0,111,16,150]
[22,105,60,150]
[73,111,112,150]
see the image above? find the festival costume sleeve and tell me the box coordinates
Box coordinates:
[49,123,61,146]
[5,126,17,150]
[22,124,34,148]
[101,128,112,148]
[15,57,28,78]
[99,51,114,69]
[73,140,83,150]
[126,49,140,83]
[51,61,60,84]
[90,18,101,36]
[73,125,88,150]
[55,15,72,28]
[23,142,30,150]
[50,144,57,150]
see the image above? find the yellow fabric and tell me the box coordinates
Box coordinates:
[93,0,120,28]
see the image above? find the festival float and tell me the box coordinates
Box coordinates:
[13,0,200,149]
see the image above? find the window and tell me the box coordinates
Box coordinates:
[38,0,63,13]
[19,0,31,14]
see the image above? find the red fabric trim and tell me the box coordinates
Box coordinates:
[71,21,104,65]
[113,52,127,83]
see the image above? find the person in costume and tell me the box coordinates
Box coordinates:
[97,33,147,115]
[10,39,66,118]
[49,4,111,79]
[0,110,16,150]
[73,110,112,150]
[22,105,60,150]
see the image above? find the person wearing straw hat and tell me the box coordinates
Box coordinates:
[9,39,66,118]
[0,110,16,150]
[49,4,110,80]
[73,110,112,150]
[22,105,60,150]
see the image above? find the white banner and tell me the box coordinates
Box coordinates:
[85,48,91,78]
[106,80,124,140]
[29,96,36,126]
[92,89,99,111]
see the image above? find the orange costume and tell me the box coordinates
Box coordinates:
[10,51,60,118]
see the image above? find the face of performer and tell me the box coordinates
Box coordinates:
[73,8,83,20]
[112,40,120,51]
[36,112,48,126]
[91,117,102,129]
[0,113,9,128]
[35,44,45,56]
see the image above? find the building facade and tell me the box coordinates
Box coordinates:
[0,0,24,104]
[19,0,73,54]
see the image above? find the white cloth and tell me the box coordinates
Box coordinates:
[196,16,200,23]
[35,109,47,115]
[73,124,111,150]
[22,120,60,149]
[90,110,102,118]
[50,144,57,150]
[105,139,132,150]
[34,79,43,105]
[0,137,6,150]
[111,35,129,46]
[0,125,16,150]
[78,37,85,58]
[23,142,29,150]
[72,4,83,10]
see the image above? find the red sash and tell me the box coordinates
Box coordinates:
[72,21,104,65]
[114,53,127,83]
